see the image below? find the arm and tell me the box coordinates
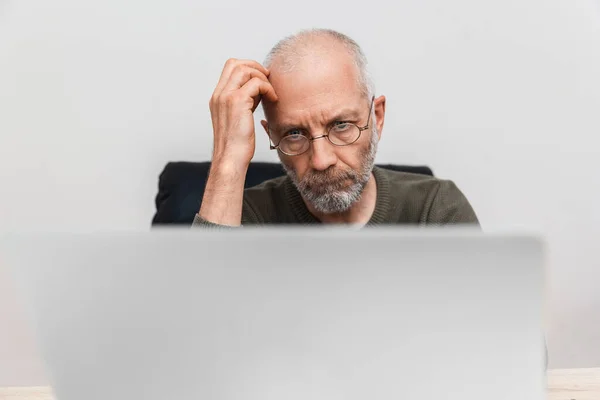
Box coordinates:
[193,58,278,227]
[195,160,248,227]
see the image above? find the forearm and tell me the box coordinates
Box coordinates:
[196,58,275,227]
[197,160,248,227]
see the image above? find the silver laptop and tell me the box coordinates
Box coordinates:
[1,227,545,400]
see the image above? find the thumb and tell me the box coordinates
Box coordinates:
[252,95,261,113]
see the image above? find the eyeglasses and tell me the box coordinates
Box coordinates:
[268,96,375,156]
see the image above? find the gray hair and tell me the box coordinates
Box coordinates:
[263,28,375,100]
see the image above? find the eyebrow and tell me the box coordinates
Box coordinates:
[271,108,363,133]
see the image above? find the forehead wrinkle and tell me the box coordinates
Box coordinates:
[271,97,363,128]
[272,107,361,133]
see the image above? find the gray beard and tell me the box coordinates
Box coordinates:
[281,128,379,214]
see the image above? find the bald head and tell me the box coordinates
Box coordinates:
[263,29,374,100]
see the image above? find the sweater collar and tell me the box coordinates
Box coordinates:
[283,166,392,225]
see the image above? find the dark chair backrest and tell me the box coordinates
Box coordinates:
[152,161,434,225]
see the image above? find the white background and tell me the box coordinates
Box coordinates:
[1,0,599,384]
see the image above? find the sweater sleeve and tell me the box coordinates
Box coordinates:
[426,180,480,225]
[190,197,262,228]
[191,214,239,228]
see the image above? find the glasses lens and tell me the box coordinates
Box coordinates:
[328,124,361,146]
[280,135,310,155]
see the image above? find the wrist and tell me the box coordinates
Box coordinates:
[206,157,249,191]
[212,146,252,169]
[200,156,248,227]
[210,155,250,176]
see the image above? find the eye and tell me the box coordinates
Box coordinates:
[331,122,352,132]
[284,129,305,138]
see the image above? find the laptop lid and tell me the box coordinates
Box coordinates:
[1,228,545,400]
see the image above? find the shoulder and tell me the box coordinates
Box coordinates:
[376,167,445,199]
[375,167,479,225]
[244,175,289,206]
[377,167,439,184]
[241,175,289,223]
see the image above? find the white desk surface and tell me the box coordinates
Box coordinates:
[0,368,599,400]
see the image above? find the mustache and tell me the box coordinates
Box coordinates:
[299,168,360,192]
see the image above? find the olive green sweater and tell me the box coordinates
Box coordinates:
[192,166,479,227]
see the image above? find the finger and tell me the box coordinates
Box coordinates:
[214,59,270,95]
[223,66,269,93]
[239,77,279,110]
[239,60,269,77]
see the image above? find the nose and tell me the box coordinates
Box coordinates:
[309,136,338,171]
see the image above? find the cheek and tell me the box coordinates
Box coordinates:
[336,147,365,170]
[279,154,309,176]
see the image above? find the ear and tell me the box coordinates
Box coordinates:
[373,95,386,139]
[261,120,276,148]
[260,120,269,134]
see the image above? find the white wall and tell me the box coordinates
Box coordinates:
[1,0,599,382]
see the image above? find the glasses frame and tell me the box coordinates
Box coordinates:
[268,96,375,156]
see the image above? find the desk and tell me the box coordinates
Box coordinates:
[0,368,598,400]
[547,368,600,399]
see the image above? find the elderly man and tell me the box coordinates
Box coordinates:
[194,29,478,227]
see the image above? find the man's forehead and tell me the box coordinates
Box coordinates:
[263,47,366,120]
[264,92,364,125]
[264,75,363,121]
[269,55,357,89]
[268,47,359,92]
